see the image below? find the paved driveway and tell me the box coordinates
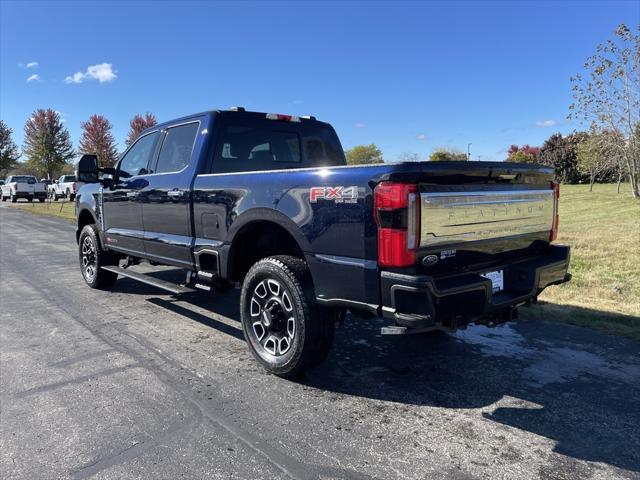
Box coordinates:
[1,204,639,479]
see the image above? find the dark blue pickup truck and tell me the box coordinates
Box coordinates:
[75,108,571,377]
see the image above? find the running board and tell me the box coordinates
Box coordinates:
[101,266,195,295]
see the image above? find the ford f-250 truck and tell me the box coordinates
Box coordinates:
[74,108,571,377]
[1,175,47,202]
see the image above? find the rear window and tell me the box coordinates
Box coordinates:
[13,176,36,184]
[153,122,199,174]
[211,115,345,173]
[63,175,76,182]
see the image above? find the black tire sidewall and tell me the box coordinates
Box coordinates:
[240,259,309,375]
[78,225,116,289]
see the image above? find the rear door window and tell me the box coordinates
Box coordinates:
[153,122,199,174]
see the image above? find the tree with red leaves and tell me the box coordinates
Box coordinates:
[23,108,74,179]
[507,144,541,163]
[125,112,158,147]
[79,114,119,168]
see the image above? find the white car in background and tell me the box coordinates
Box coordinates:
[1,175,47,203]
[49,175,83,201]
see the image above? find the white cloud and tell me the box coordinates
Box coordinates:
[26,62,39,69]
[354,122,366,129]
[26,74,41,83]
[535,119,557,128]
[65,62,117,84]
[416,133,427,140]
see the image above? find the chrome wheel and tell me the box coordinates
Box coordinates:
[249,278,296,356]
[81,235,97,282]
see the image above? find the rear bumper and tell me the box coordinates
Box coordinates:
[380,245,571,329]
[33,191,46,199]
[11,192,33,198]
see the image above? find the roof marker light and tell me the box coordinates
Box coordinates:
[266,113,301,122]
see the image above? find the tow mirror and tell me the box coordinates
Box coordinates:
[76,154,99,183]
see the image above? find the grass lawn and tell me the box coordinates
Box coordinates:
[521,183,640,339]
[7,199,76,222]
[7,183,640,339]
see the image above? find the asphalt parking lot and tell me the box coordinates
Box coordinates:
[1,203,639,480]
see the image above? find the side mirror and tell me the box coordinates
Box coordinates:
[76,154,99,183]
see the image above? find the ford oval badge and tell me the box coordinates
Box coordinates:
[422,254,438,267]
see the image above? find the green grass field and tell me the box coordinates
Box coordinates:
[8,184,640,339]
[9,199,76,222]
[521,183,640,339]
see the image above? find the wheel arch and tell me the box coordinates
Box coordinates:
[223,208,312,282]
[76,208,98,243]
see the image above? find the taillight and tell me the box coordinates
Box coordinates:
[72,182,77,192]
[550,180,560,241]
[14,183,18,192]
[374,182,420,267]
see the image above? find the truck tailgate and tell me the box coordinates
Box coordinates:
[419,189,554,247]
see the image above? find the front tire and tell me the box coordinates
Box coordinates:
[240,255,334,378]
[78,224,118,289]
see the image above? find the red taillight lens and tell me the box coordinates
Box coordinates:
[378,229,416,267]
[14,183,18,191]
[550,180,559,241]
[374,182,419,267]
[72,182,77,192]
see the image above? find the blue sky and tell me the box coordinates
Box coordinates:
[1,0,638,162]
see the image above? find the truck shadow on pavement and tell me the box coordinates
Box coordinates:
[112,276,640,473]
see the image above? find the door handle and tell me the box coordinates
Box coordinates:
[126,191,140,198]
[167,189,185,198]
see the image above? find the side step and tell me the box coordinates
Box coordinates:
[101,266,195,295]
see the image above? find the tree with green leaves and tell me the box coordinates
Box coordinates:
[79,114,119,167]
[576,133,611,191]
[538,132,587,184]
[568,23,640,198]
[22,109,74,179]
[125,112,158,147]
[429,147,467,161]
[345,144,383,165]
[0,120,20,176]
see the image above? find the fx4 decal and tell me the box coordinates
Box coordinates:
[310,186,359,203]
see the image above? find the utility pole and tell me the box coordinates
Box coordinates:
[467,143,472,161]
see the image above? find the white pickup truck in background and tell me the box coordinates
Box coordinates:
[49,175,83,201]
[1,175,47,203]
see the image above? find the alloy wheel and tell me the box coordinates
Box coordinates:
[249,278,296,356]
[81,235,97,282]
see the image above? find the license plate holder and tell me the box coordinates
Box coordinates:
[481,270,504,293]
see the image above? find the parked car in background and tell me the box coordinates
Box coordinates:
[50,175,83,201]
[1,175,47,202]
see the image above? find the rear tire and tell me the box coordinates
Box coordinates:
[240,255,334,378]
[38,198,45,203]
[78,224,118,289]
[10,193,16,203]
[28,196,33,203]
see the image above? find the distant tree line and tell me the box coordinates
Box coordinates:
[0,110,158,179]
